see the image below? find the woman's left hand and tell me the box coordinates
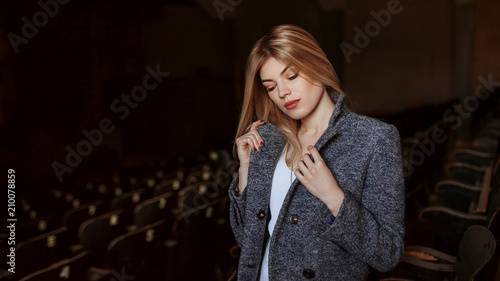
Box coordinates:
[294,145,345,216]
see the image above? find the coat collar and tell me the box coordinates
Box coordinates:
[314,92,347,151]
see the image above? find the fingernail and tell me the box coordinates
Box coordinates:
[260,142,265,147]
[258,147,262,152]
[260,120,265,123]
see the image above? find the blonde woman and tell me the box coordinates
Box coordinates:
[229,24,405,280]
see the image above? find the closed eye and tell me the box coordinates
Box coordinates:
[288,73,298,80]
[266,85,276,92]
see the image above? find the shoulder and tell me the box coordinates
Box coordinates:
[341,111,400,145]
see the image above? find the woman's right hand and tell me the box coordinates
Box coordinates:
[234,120,265,194]
[235,120,266,167]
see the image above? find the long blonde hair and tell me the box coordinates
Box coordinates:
[234,24,351,169]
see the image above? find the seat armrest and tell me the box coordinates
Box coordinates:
[402,245,456,272]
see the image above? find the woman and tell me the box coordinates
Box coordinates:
[229,24,405,280]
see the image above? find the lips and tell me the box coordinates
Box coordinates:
[284,99,300,110]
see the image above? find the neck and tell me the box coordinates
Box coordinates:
[299,91,335,135]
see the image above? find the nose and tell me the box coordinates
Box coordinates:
[278,82,291,99]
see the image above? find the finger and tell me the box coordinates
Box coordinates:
[307,145,322,163]
[301,153,314,168]
[250,119,266,131]
[249,120,265,148]
[251,120,265,142]
[296,160,311,178]
[293,168,303,180]
[244,120,264,138]
[247,133,262,152]
[294,167,308,181]
[239,135,258,152]
[240,132,262,152]
[236,135,257,152]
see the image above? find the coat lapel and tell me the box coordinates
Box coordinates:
[248,122,287,204]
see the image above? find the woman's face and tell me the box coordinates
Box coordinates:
[259,57,326,121]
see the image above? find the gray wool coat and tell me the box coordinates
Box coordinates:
[229,93,405,280]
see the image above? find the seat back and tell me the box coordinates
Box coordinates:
[153,178,182,197]
[107,219,168,278]
[19,251,88,281]
[62,200,108,244]
[177,181,222,212]
[16,227,71,277]
[17,215,58,243]
[454,225,496,281]
[110,188,148,211]
[167,199,223,280]
[78,209,131,265]
[477,208,500,280]
[487,156,500,219]
[133,192,175,228]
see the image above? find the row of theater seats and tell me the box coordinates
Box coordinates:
[373,90,500,280]
[4,92,499,281]
[0,149,239,281]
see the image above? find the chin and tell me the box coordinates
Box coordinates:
[282,111,304,120]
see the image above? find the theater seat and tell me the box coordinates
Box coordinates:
[153,178,183,197]
[78,209,132,266]
[19,251,89,281]
[17,215,58,243]
[133,192,176,228]
[454,148,497,167]
[476,208,500,280]
[110,188,149,211]
[16,227,73,277]
[421,155,500,250]
[377,225,496,281]
[166,198,224,281]
[62,200,108,244]
[107,220,169,278]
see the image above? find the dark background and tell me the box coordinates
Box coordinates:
[0,0,499,194]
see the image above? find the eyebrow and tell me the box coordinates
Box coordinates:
[261,65,290,83]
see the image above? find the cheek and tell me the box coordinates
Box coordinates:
[268,93,280,105]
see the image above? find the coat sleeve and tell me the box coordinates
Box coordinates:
[321,125,405,272]
[228,173,247,246]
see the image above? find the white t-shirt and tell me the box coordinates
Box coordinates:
[259,149,296,281]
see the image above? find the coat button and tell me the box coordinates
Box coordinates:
[257,210,266,220]
[302,269,315,279]
[290,214,299,224]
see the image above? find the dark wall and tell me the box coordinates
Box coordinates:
[0,1,237,186]
[0,0,498,189]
